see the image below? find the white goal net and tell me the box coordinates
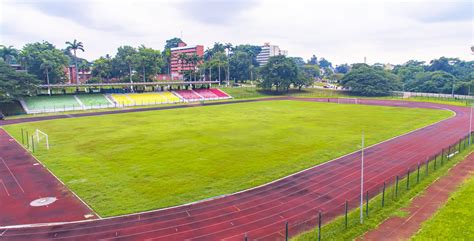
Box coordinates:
[337,98,359,104]
[35,129,50,150]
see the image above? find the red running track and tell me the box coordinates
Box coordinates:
[0,98,469,240]
[0,129,97,227]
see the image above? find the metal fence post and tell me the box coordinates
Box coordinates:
[395,176,399,198]
[406,169,410,190]
[417,163,420,184]
[382,182,386,207]
[21,128,24,145]
[434,155,437,170]
[366,191,369,217]
[26,131,29,149]
[244,233,248,241]
[285,221,288,241]
[31,135,35,153]
[318,211,322,241]
[425,159,429,176]
[344,200,348,228]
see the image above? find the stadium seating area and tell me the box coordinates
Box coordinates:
[209,89,231,98]
[23,95,82,113]
[174,90,203,102]
[110,94,134,106]
[159,92,181,103]
[127,93,169,105]
[76,94,112,108]
[18,89,231,114]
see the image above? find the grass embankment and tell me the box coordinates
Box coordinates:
[412,175,474,240]
[293,143,473,241]
[3,100,451,217]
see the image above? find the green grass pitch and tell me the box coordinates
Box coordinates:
[3,100,452,217]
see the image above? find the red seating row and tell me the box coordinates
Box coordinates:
[174,89,231,101]
[174,90,202,100]
[193,89,219,99]
[209,89,230,98]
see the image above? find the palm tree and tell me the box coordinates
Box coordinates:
[0,45,18,64]
[224,43,233,85]
[18,50,31,73]
[65,39,84,84]
[40,60,53,95]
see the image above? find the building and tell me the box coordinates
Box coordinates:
[170,41,204,80]
[256,43,288,66]
[65,65,91,84]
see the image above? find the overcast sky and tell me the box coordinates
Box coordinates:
[1,0,472,65]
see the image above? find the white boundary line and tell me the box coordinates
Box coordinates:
[0,100,459,229]
[0,129,101,220]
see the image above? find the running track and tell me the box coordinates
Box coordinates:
[0,98,469,240]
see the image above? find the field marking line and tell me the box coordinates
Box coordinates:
[0,179,10,196]
[0,157,25,193]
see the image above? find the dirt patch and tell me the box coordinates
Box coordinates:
[360,152,474,241]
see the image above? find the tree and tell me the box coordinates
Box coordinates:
[258,55,299,92]
[92,56,112,82]
[318,58,332,68]
[301,64,321,79]
[224,43,233,83]
[113,46,138,82]
[340,65,401,96]
[335,64,350,74]
[229,51,252,82]
[21,41,69,84]
[0,61,39,103]
[65,39,84,84]
[0,45,18,64]
[289,57,306,68]
[294,71,313,90]
[308,55,318,65]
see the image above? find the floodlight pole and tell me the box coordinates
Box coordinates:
[470,104,472,145]
[360,130,365,224]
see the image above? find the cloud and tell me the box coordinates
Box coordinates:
[175,0,259,25]
[17,0,125,32]
[1,0,471,65]
[391,1,472,23]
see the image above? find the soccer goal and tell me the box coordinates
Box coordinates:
[337,98,359,104]
[35,129,50,150]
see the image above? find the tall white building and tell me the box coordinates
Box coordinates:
[256,43,288,66]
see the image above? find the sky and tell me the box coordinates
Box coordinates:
[1,0,472,65]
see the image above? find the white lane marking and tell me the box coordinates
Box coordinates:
[0,180,10,196]
[0,157,25,193]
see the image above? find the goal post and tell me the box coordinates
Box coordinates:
[35,129,50,150]
[337,98,359,104]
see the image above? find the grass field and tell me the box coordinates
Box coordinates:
[3,100,452,216]
[412,175,474,240]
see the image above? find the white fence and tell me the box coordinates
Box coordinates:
[393,91,474,100]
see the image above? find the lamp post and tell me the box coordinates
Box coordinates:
[360,130,365,224]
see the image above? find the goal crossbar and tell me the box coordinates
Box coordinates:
[35,129,50,150]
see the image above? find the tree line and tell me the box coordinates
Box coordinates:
[0,38,472,101]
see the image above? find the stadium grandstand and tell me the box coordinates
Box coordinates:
[18,81,231,114]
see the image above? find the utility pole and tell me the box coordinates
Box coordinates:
[360,130,365,224]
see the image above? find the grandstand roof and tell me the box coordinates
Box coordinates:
[37,81,220,88]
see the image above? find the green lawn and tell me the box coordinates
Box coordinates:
[412,175,474,240]
[3,100,452,217]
